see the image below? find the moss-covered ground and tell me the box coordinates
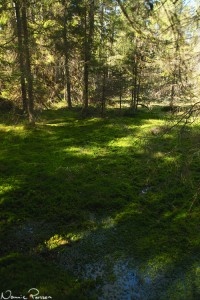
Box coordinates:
[0,107,200,299]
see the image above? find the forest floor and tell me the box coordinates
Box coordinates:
[0,106,200,299]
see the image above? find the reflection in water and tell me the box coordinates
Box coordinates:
[58,222,197,300]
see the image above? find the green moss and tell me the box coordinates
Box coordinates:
[0,253,92,300]
[0,107,200,298]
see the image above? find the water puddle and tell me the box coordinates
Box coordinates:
[58,226,199,300]
[13,220,199,299]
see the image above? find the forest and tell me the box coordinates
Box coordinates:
[0,0,200,299]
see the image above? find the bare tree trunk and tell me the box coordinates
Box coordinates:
[21,0,34,123]
[131,86,134,107]
[170,72,176,109]
[63,2,72,108]
[136,75,141,106]
[100,0,107,116]
[83,4,89,110]
[83,0,94,111]
[131,63,134,108]
[133,62,138,112]
[119,73,122,110]
[101,68,106,116]
[14,0,27,113]
[119,92,122,110]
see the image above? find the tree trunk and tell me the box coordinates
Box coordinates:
[131,86,134,107]
[21,0,34,122]
[119,92,122,110]
[83,4,89,110]
[63,2,72,108]
[100,1,107,116]
[119,73,122,110]
[131,63,134,108]
[83,0,94,111]
[101,68,106,116]
[133,62,138,112]
[170,72,176,109]
[136,75,141,106]
[14,0,27,113]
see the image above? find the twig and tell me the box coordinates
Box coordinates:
[189,188,200,212]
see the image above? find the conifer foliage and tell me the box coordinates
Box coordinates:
[0,0,199,119]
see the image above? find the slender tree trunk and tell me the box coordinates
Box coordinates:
[14,0,27,113]
[119,73,122,110]
[170,84,175,107]
[83,4,89,110]
[119,92,122,110]
[136,75,141,106]
[63,2,72,108]
[21,0,34,122]
[133,62,138,112]
[83,61,89,110]
[170,72,176,109]
[65,53,72,109]
[101,68,106,116]
[131,64,134,107]
[130,58,138,112]
[131,86,134,107]
[88,0,95,56]
[83,0,94,111]
[100,0,107,116]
